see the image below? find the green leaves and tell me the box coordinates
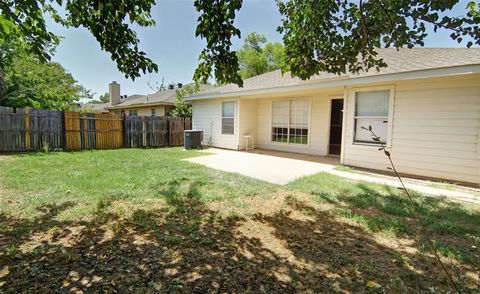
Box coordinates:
[2,0,478,87]
[237,32,289,80]
[171,83,201,117]
[193,0,244,86]
[277,0,480,80]
[0,0,158,80]
[1,53,91,110]
[63,0,158,79]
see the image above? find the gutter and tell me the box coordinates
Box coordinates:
[185,64,480,101]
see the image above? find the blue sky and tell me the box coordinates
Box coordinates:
[46,0,474,100]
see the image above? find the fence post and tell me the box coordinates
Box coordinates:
[25,108,31,150]
[61,111,66,150]
[167,117,171,146]
[142,117,147,147]
[122,113,127,148]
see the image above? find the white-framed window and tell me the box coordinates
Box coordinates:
[151,108,156,116]
[272,100,309,144]
[222,101,235,135]
[129,110,138,116]
[354,90,390,144]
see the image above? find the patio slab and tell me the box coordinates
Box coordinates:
[185,148,480,204]
[185,148,336,185]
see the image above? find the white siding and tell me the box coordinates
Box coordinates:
[238,99,257,150]
[343,75,480,184]
[192,99,240,149]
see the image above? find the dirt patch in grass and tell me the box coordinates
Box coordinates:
[0,149,478,292]
[1,191,478,293]
[0,155,13,162]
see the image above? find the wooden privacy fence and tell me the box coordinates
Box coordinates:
[64,112,124,150]
[124,116,192,148]
[0,106,191,152]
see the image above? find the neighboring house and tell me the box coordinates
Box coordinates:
[81,101,110,114]
[84,82,211,116]
[185,48,480,185]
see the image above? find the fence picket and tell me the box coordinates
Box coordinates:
[0,107,191,152]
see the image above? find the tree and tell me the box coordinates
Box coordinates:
[147,77,167,92]
[0,1,158,80]
[0,25,28,98]
[170,83,201,118]
[194,0,480,85]
[2,1,478,86]
[1,54,91,110]
[243,32,267,52]
[99,93,110,103]
[89,93,109,104]
[237,32,288,79]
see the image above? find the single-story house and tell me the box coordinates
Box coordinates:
[185,48,480,185]
[83,82,212,116]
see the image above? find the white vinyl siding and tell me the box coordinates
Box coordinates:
[343,75,480,184]
[191,74,480,184]
[238,99,258,150]
[192,99,239,149]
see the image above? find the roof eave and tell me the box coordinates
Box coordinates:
[105,101,174,110]
[185,64,480,101]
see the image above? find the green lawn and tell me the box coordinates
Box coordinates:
[0,148,277,220]
[0,148,479,293]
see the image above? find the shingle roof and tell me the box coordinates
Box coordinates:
[82,102,109,112]
[107,83,214,109]
[189,48,480,98]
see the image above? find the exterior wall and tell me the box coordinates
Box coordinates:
[109,106,166,116]
[255,93,341,155]
[190,74,480,184]
[191,99,240,149]
[238,99,257,150]
[342,75,480,184]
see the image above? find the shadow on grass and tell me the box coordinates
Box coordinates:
[310,183,480,276]
[0,181,478,293]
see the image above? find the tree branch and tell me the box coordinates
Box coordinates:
[362,126,462,294]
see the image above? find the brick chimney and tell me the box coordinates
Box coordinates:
[109,81,121,106]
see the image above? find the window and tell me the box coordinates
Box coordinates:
[272,100,309,144]
[128,110,138,116]
[121,110,125,115]
[354,90,390,144]
[151,108,156,116]
[222,101,235,134]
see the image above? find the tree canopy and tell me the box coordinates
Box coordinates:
[195,0,480,85]
[237,32,288,79]
[1,0,478,86]
[89,93,109,104]
[0,1,157,80]
[0,38,91,110]
[1,56,91,110]
[170,83,201,118]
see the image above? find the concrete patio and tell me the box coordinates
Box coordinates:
[186,148,337,185]
[185,148,480,204]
